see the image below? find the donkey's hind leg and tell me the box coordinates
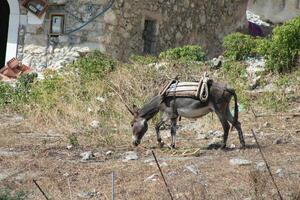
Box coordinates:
[225,107,245,148]
[216,113,230,149]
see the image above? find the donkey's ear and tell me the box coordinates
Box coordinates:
[132,104,139,115]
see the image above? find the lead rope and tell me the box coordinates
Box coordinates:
[199,72,210,102]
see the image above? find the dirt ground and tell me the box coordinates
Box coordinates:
[0,102,300,199]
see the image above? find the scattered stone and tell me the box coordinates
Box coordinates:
[205,130,223,139]
[144,174,158,182]
[229,144,236,149]
[123,151,138,162]
[273,138,282,145]
[63,173,70,177]
[256,161,266,172]
[185,164,199,175]
[263,122,271,128]
[96,96,106,103]
[80,151,95,161]
[230,158,252,166]
[87,107,93,113]
[211,56,223,69]
[77,190,98,199]
[105,150,113,156]
[66,145,73,150]
[275,168,284,177]
[89,120,100,129]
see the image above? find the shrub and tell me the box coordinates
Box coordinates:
[129,54,157,65]
[159,45,206,62]
[264,16,300,72]
[223,32,259,60]
[69,50,116,82]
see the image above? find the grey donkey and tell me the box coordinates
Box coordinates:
[128,80,245,149]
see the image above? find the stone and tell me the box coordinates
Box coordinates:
[211,57,222,69]
[66,145,73,150]
[230,158,252,166]
[106,150,113,156]
[263,122,271,128]
[256,161,266,172]
[96,96,106,103]
[144,174,158,182]
[275,168,284,177]
[185,164,199,175]
[77,190,98,199]
[123,151,138,161]
[80,151,95,161]
[90,120,100,129]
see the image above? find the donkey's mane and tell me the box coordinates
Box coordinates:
[139,95,162,120]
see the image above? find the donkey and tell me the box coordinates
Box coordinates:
[128,80,245,149]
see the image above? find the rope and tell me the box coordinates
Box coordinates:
[198,72,210,102]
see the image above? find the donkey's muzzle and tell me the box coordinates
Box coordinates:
[132,140,140,146]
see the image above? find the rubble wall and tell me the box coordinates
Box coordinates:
[17,0,248,69]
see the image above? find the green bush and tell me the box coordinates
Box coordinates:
[264,16,300,72]
[159,45,206,62]
[129,54,157,65]
[223,32,259,60]
[70,50,116,82]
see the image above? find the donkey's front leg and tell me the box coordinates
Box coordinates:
[170,118,177,148]
[155,118,167,148]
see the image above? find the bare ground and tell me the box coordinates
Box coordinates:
[0,103,300,200]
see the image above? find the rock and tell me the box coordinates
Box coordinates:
[77,190,98,199]
[96,96,106,103]
[105,150,113,156]
[263,122,271,128]
[90,120,100,129]
[80,151,95,161]
[211,57,222,69]
[185,164,199,175]
[66,145,73,150]
[205,130,223,139]
[275,169,284,177]
[144,174,158,182]
[249,76,260,90]
[256,161,266,172]
[229,144,236,149]
[123,151,138,161]
[273,138,286,145]
[230,158,252,166]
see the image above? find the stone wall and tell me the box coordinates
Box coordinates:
[248,0,300,24]
[18,0,249,69]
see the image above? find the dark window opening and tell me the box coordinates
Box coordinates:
[143,19,157,55]
[0,0,10,68]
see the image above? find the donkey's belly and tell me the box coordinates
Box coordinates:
[178,106,212,118]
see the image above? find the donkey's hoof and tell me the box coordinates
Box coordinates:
[220,143,227,149]
[169,144,176,149]
[157,141,165,148]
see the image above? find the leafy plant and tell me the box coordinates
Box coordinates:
[223,32,259,60]
[69,50,116,82]
[264,16,300,72]
[129,55,157,65]
[159,45,206,62]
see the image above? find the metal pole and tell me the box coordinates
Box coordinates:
[251,129,283,200]
[152,150,174,200]
[112,171,115,200]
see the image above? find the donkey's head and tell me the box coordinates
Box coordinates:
[129,105,148,146]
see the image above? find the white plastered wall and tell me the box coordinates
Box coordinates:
[5,0,20,63]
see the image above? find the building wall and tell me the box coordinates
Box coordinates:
[248,0,300,24]
[15,0,248,69]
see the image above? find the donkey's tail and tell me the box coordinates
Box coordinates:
[226,88,238,127]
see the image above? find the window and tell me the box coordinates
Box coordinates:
[22,0,48,17]
[49,14,65,35]
[143,19,157,55]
